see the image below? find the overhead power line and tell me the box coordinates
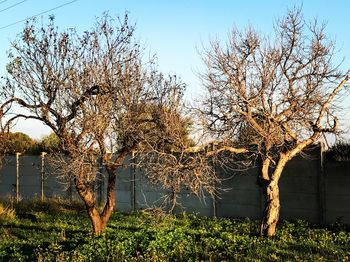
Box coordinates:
[0,0,78,30]
[0,0,11,5]
[0,0,27,13]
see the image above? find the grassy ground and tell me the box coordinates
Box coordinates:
[0,199,349,261]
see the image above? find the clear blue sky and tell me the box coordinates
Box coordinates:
[0,0,349,139]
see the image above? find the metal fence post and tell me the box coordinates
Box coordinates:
[16,152,21,203]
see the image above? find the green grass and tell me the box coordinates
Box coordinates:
[0,199,349,261]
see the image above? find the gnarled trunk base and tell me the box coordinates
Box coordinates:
[76,180,114,236]
[88,207,107,236]
[260,182,280,237]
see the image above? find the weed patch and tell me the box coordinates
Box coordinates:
[0,200,349,261]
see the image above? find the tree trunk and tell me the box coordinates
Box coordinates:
[82,186,113,236]
[89,207,105,236]
[75,178,106,236]
[99,148,129,226]
[258,144,316,236]
[260,180,280,237]
[258,155,287,237]
[100,165,117,227]
[75,150,128,236]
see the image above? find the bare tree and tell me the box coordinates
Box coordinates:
[199,8,349,236]
[4,14,191,235]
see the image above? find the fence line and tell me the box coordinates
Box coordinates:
[0,147,349,224]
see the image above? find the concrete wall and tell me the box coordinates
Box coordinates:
[279,151,321,223]
[0,156,16,197]
[0,155,77,200]
[0,149,349,225]
[216,167,261,220]
[324,161,350,224]
[0,155,42,199]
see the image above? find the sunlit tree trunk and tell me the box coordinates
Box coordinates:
[89,207,104,236]
[100,165,117,229]
[75,180,104,235]
[75,175,115,235]
[75,153,127,236]
[259,155,287,237]
[260,179,281,237]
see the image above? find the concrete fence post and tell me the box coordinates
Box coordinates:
[212,194,217,217]
[131,151,136,212]
[318,142,326,224]
[41,152,47,202]
[212,164,217,217]
[97,157,104,205]
[15,152,21,203]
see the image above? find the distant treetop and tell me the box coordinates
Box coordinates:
[325,141,350,161]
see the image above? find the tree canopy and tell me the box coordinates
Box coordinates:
[198,7,349,236]
[4,14,201,235]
